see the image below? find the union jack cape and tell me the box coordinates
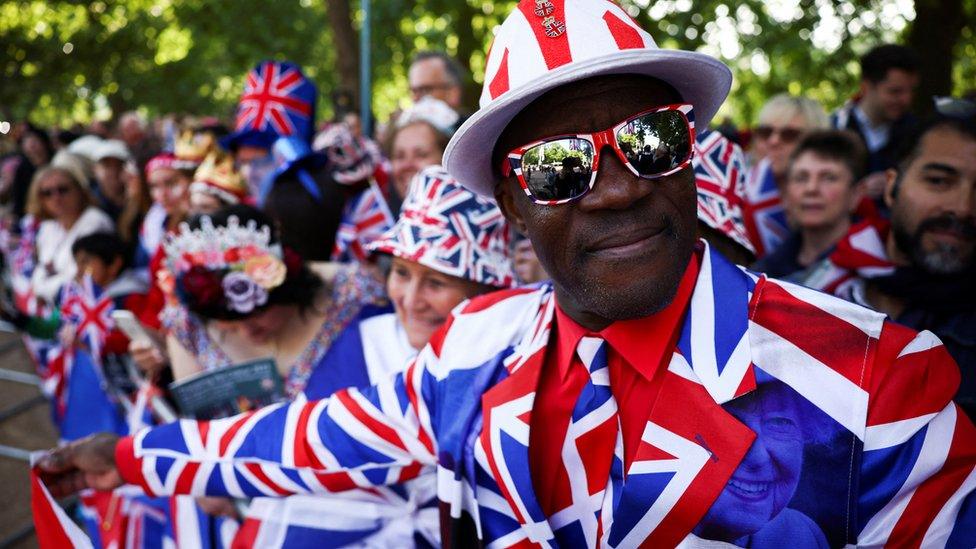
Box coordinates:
[115,242,976,547]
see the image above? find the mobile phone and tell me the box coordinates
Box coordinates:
[111,309,152,343]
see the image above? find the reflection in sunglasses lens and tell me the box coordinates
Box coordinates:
[521,138,594,201]
[616,110,690,177]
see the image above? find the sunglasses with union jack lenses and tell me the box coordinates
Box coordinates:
[502,103,696,205]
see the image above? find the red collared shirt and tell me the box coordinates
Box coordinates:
[529,255,699,517]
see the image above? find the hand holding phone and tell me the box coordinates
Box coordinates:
[111,310,152,343]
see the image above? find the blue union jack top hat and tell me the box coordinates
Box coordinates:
[368,166,516,288]
[443,0,732,197]
[221,60,317,151]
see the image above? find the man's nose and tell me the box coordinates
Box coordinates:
[948,180,976,219]
[577,145,654,211]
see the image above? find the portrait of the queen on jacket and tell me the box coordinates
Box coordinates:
[695,376,845,547]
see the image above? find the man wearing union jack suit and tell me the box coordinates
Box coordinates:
[799,115,976,421]
[42,1,975,546]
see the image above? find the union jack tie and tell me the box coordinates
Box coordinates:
[553,337,625,548]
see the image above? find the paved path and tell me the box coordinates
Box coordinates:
[0,331,59,548]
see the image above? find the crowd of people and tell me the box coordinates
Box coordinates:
[3,0,974,547]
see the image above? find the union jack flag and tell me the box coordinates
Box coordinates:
[60,275,115,363]
[331,182,395,263]
[742,158,790,258]
[235,61,315,141]
[5,215,50,317]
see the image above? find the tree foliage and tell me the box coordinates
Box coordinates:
[2,0,973,129]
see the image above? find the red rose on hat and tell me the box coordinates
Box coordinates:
[180,266,223,308]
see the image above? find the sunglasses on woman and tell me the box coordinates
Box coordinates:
[501,103,695,205]
[39,185,73,199]
[753,125,803,143]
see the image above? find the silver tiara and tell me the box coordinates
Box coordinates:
[162,215,282,273]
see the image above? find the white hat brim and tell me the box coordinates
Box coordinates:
[443,49,732,197]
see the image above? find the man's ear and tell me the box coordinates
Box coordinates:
[858,79,871,98]
[494,177,529,235]
[883,168,899,209]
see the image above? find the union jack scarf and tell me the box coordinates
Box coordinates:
[801,219,895,297]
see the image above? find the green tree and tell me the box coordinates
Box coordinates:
[2,0,973,128]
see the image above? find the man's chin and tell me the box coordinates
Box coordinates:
[917,240,975,275]
[574,275,683,321]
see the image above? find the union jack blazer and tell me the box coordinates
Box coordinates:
[116,242,976,548]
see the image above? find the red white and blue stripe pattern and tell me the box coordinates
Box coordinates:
[231,306,439,548]
[551,338,624,547]
[368,166,515,287]
[742,158,790,258]
[331,182,395,263]
[116,242,976,546]
[226,61,316,149]
[694,129,755,254]
[800,219,895,299]
[60,275,115,364]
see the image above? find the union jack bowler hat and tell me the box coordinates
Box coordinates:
[368,166,516,288]
[443,0,732,197]
[221,60,317,151]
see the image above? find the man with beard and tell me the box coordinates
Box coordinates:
[802,115,976,417]
[36,1,975,546]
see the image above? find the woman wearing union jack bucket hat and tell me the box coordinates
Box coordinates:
[363,164,516,350]
[211,168,516,547]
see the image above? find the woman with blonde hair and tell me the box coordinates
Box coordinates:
[743,94,829,257]
[27,165,115,302]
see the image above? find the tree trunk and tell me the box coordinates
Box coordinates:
[325,0,361,110]
[453,0,482,113]
[907,0,965,116]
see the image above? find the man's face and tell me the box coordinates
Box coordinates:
[494,75,697,328]
[120,119,145,146]
[886,126,976,274]
[74,251,120,288]
[235,145,273,193]
[862,69,918,123]
[408,57,461,109]
[94,158,124,196]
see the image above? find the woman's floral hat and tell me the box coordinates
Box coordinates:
[161,216,300,315]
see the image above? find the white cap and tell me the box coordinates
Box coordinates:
[66,135,105,161]
[92,139,132,162]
